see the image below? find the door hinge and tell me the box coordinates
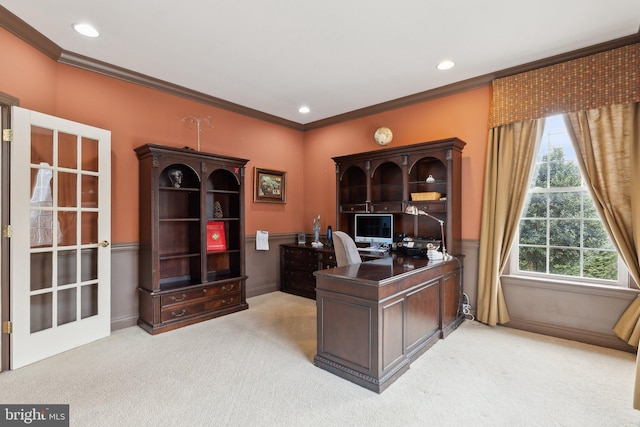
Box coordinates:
[2,321,12,334]
[2,129,12,142]
[2,225,12,238]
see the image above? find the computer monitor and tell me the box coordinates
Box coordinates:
[354,213,394,247]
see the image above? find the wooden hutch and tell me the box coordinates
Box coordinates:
[333,138,465,256]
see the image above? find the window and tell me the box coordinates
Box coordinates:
[512,115,627,286]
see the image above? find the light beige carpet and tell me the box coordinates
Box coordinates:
[0,292,637,426]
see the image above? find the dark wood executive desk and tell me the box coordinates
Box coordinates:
[313,254,464,393]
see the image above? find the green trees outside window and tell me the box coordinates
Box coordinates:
[517,116,618,282]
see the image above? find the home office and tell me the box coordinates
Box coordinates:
[0,1,639,424]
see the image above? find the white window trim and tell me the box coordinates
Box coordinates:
[507,241,631,289]
[508,114,631,289]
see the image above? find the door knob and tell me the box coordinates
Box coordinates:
[99,240,110,247]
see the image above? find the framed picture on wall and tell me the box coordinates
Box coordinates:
[254,167,286,203]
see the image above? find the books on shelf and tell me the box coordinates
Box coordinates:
[207,221,226,251]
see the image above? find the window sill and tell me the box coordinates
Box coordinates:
[501,274,639,299]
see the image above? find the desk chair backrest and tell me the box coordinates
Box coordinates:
[333,231,362,267]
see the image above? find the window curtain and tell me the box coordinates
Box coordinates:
[483,43,640,408]
[476,119,544,325]
[564,102,640,409]
[563,103,640,294]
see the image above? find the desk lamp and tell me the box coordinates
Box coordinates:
[404,205,451,260]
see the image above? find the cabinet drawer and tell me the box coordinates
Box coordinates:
[319,251,337,269]
[161,293,240,323]
[412,201,446,213]
[283,268,315,284]
[283,247,315,259]
[282,279,316,295]
[370,202,403,213]
[161,281,241,307]
[340,203,368,213]
[284,257,317,272]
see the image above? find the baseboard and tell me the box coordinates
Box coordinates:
[111,315,138,331]
[247,282,279,299]
[506,317,636,353]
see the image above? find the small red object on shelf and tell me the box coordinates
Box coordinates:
[207,221,226,251]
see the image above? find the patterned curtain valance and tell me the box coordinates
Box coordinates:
[489,43,640,128]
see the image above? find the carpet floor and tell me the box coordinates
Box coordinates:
[0,291,637,426]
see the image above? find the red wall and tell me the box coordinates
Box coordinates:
[1,27,490,243]
[302,88,491,240]
[1,28,306,243]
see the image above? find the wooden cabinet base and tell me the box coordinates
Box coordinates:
[314,255,464,393]
[137,303,248,335]
[137,277,249,335]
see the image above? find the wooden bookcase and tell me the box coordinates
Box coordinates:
[333,138,466,256]
[135,144,248,334]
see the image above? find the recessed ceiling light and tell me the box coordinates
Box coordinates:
[73,23,100,38]
[436,60,455,71]
[298,106,310,114]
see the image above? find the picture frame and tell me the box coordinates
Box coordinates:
[297,233,306,245]
[254,167,286,203]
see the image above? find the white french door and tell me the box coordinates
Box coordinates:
[10,107,111,369]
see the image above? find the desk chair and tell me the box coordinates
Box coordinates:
[333,231,362,267]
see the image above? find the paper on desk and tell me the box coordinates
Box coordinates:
[256,230,269,250]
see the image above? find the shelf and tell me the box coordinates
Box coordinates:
[159,252,200,260]
[207,189,240,194]
[408,180,446,185]
[159,186,199,192]
[207,249,241,255]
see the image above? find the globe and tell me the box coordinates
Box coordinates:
[374,127,393,146]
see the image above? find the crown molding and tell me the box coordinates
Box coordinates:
[0,6,61,60]
[1,6,638,132]
[58,50,303,130]
[0,6,303,131]
[303,30,640,130]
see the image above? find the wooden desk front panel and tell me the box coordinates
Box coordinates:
[405,278,440,355]
[318,296,375,372]
[314,256,462,393]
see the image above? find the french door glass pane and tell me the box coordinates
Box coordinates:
[81,212,98,245]
[58,212,77,246]
[58,132,77,169]
[57,288,77,326]
[57,249,77,286]
[81,284,99,319]
[58,171,77,207]
[30,126,53,165]
[81,175,98,208]
[30,252,52,291]
[80,248,98,282]
[82,137,99,172]
[30,293,52,333]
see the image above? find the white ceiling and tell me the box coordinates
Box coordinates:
[2,0,639,125]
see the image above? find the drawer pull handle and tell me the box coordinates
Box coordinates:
[171,309,187,318]
[172,294,187,302]
[222,284,235,292]
[222,298,234,305]
[202,289,207,293]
